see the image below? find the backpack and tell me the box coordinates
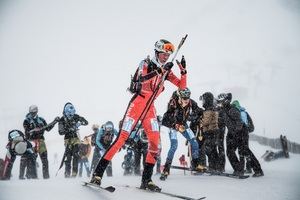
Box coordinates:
[240,110,254,133]
[128,67,142,94]
[201,110,219,132]
[128,57,152,95]
[79,143,89,157]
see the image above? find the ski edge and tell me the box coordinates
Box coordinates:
[131,186,206,200]
[82,181,116,193]
[170,165,250,179]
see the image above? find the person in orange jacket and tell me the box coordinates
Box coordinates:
[91,39,187,191]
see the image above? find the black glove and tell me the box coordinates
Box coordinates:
[180,55,186,69]
[218,93,228,100]
[163,62,174,71]
[55,117,60,122]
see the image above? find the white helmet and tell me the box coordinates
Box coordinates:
[29,105,38,113]
[154,39,175,54]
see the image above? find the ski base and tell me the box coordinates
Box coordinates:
[171,165,249,179]
[82,181,116,193]
[123,185,206,200]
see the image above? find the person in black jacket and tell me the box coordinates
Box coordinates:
[199,92,221,172]
[232,100,264,177]
[1,130,37,180]
[20,105,59,179]
[58,102,88,178]
[160,88,205,181]
[218,93,244,176]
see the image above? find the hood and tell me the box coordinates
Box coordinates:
[202,92,214,109]
[63,102,76,118]
[232,100,246,111]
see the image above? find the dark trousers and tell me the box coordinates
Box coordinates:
[239,132,262,173]
[216,129,225,171]
[226,133,243,172]
[203,132,219,170]
[65,144,79,177]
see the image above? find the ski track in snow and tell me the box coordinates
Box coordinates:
[1,141,300,200]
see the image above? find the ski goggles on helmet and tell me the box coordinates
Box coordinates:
[155,40,175,54]
[105,124,113,132]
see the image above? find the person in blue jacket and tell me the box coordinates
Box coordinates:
[95,121,118,176]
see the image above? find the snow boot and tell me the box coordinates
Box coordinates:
[90,175,102,185]
[160,160,171,181]
[252,170,264,177]
[191,159,207,172]
[141,163,161,191]
[140,180,161,192]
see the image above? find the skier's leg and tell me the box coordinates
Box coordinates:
[217,129,226,172]
[39,139,49,179]
[92,97,144,184]
[72,142,80,177]
[226,134,241,174]
[141,107,161,191]
[40,151,49,179]
[166,129,178,163]
[64,142,72,178]
[19,155,27,179]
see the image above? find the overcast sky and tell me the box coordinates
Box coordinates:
[0,0,300,154]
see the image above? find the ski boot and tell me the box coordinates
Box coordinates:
[233,170,244,177]
[160,171,169,181]
[160,159,171,181]
[140,180,161,192]
[252,170,264,178]
[90,175,102,186]
[191,159,207,173]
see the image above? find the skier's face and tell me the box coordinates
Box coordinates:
[157,52,170,64]
[179,97,190,107]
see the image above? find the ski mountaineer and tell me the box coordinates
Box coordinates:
[90,39,187,192]
[1,130,37,180]
[20,105,59,179]
[95,121,119,177]
[160,88,205,181]
[88,124,100,173]
[58,102,88,178]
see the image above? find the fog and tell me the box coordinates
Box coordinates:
[1,0,300,156]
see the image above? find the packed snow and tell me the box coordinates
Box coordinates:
[1,130,300,200]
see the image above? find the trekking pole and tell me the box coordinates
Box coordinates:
[55,146,67,176]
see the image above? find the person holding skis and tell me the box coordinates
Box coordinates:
[160,88,205,181]
[58,102,88,178]
[20,105,59,179]
[91,39,187,191]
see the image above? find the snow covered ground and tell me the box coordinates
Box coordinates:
[1,140,299,200]
[0,0,300,200]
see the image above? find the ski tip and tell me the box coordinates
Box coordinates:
[105,186,116,193]
[198,197,206,200]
